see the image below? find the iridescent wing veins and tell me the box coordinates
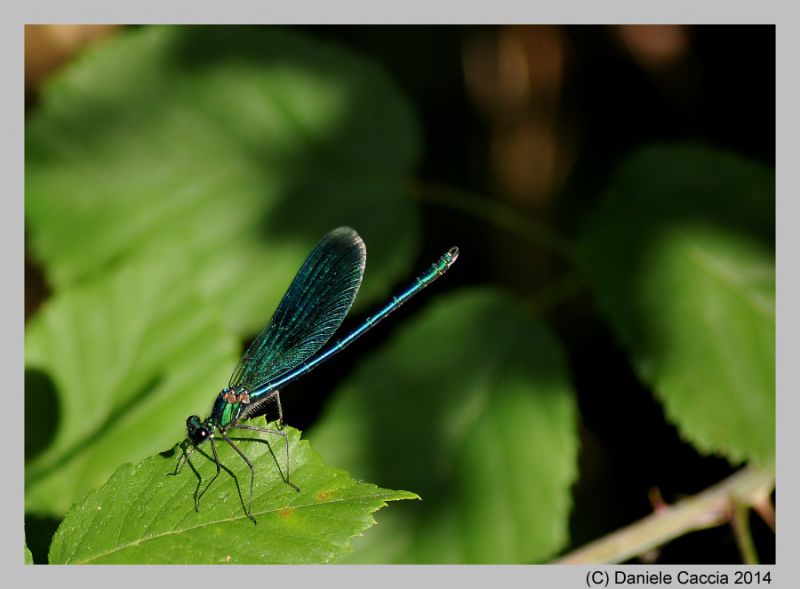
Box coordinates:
[228,227,367,392]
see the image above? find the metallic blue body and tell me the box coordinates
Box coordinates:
[249,244,459,398]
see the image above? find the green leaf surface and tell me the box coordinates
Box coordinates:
[581,144,775,465]
[49,427,416,564]
[25,254,240,516]
[26,25,420,334]
[310,288,579,563]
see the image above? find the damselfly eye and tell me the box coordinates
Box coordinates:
[186,415,209,445]
[189,426,210,446]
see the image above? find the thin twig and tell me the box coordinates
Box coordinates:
[528,270,586,314]
[413,181,576,261]
[731,499,759,564]
[752,494,776,531]
[554,466,774,564]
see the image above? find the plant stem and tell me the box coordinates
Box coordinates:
[731,500,759,564]
[413,181,576,261]
[752,495,775,531]
[529,270,586,314]
[554,466,774,564]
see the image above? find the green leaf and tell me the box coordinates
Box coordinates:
[309,288,579,563]
[26,25,421,334]
[49,427,416,564]
[602,144,774,238]
[25,537,33,565]
[581,144,775,465]
[25,253,240,516]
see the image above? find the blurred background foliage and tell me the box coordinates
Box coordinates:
[24,25,774,564]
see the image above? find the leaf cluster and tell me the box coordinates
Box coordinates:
[25,26,774,565]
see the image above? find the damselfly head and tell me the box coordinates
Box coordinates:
[186,415,211,446]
